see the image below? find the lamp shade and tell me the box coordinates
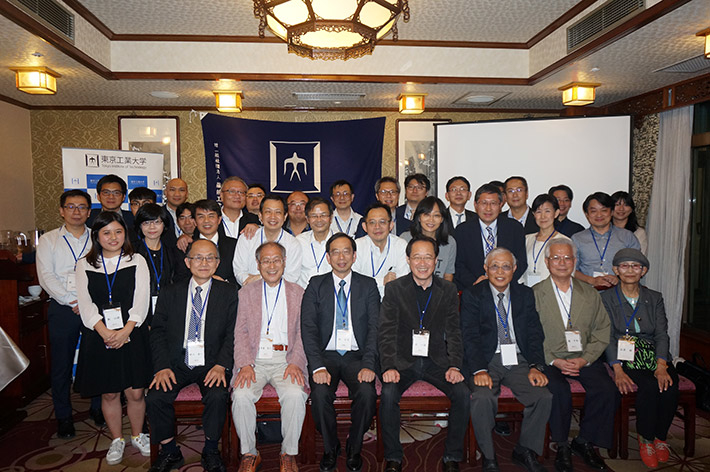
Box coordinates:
[558,82,600,106]
[398,93,427,114]
[697,28,710,58]
[213,91,243,112]
[11,67,60,94]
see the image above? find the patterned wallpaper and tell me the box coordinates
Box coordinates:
[631,113,660,227]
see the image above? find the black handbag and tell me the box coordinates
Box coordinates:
[676,353,710,412]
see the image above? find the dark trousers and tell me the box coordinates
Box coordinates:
[48,301,100,420]
[380,358,471,462]
[546,359,619,449]
[625,364,679,441]
[309,351,377,454]
[146,362,229,444]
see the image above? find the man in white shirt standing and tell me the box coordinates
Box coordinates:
[296,197,333,289]
[352,202,409,299]
[329,180,362,237]
[219,176,260,240]
[37,189,103,438]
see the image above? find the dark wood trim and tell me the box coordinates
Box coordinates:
[526,0,597,47]
[60,0,113,39]
[0,93,31,109]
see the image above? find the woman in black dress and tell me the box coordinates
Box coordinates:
[75,211,152,465]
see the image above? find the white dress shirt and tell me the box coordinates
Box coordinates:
[37,225,92,307]
[261,280,289,345]
[296,230,333,289]
[352,234,409,299]
[221,211,243,239]
[507,207,531,226]
[200,232,220,246]
[183,278,212,347]
[488,284,518,352]
[449,208,466,229]
[233,227,303,285]
[325,272,359,351]
[552,281,574,329]
[330,209,362,237]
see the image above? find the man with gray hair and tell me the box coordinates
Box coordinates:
[533,238,617,472]
[461,247,550,472]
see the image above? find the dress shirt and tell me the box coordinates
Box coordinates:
[296,230,333,288]
[551,281,573,329]
[325,272,359,351]
[571,226,640,276]
[352,234,409,299]
[221,211,243,239]
[233,227,303,285]
[261,280,289,345]
[449,208,466,228]
[330,209,362,237]
[183,278,212,347]
[507,207,531,227]
[478,219,498,254]
[200,232,220,246]
[37,225,92,307]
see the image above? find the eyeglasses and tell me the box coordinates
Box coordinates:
[259,257,284,266]
[288,202,306,208]
[247,192,264,199]
[378,189,399,196]
[618,263,644,271]
[448,186,468,193]
[63,204,89,211]
[308,213,330,220]
[406,184,425,191]
[410,255,436,263]
[506,187,525,194]
[332,191,351,198]
[548,255,575,264]
[329,249,353,257]
[222,189,246,196]
[187,255,219,263]
[366,219,390,226]
[100,190,123,197]
[488,263,513,272]
[140,219,163,227]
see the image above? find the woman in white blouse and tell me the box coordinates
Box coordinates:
[520,194,570,286]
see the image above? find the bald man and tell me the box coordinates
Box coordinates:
[164,178,189,241]
[284,191,310,236]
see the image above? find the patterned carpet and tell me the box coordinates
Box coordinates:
[0,391,707,471]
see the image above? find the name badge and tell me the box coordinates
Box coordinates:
[66,273,76,291]
[151,295,158,314]
[336,329,352,352]
[564,330,583,352]
[187,340,205,366]
[500,343,518,366]
[617,338,635,361]
[103,305,124,330]
[258,337,273,359]
[412,329,430,357]
[526,273,542,287]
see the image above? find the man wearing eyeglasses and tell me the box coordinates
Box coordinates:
[445,176,474,229]
[37,189,104,439]
[533,238,616,472]
[191,199,238,284]
[128,187,157,216]
[147,239,238,472]
[395,173,430,236]
[367,177,401,237]
[245,184,266,215]
[219,176,260,240]
[296,197,334,289]
[284,191,310,236]
[87,174,135,230]
[329,180,362,237]
[502,176,539,235]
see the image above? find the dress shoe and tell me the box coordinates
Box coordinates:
[481,456,500,472]
[494,421,512,436]
[201,448,226,472]
[638,437,658,469]
[512,447,547,472]
[384,460,402,472]
[280,453,298,472]
[570,440,606,470]
[237,452,261,472]
[148,447,184,472]
[653,439,670,462]
[554,445,573,472]
[442,459,459,471]
[345,444,362,471]
[89,408,106,427]
[57,418,75,439]
[319,443,340,472]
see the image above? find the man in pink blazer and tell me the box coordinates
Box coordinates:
[230,242,308,472]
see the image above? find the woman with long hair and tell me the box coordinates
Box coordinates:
[611,191,647,255]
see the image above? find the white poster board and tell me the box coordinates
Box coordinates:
[62,147,164,210]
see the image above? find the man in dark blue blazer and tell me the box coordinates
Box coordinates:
[86,174,135,231]
[461,248,550,472]
[301,233,381,472]
[454,183,527,291]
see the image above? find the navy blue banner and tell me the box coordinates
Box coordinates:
[202,114,385,214]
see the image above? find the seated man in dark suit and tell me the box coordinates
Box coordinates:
[461,248,551,472]
[188,199,238,284]
[301,233,381,472]
[454,183,527,290]
[502,176,539,235]
[379,236,470,472]
[146,239,238,472]
[394,173,430,236]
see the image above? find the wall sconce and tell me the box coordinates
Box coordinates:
[398,93,427,114]
[697,28,710,58]
[558,82,600,106]
[10,66,60,94]
[213,91,243,112]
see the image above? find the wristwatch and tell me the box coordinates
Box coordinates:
[529,363,545,372]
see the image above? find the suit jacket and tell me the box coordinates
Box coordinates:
[501,209,539,235]
[394,204,413,236]
[460,281,545,376]
[533,277,610,365]
[378,274,463,372]
[601,285,670,363]
[161,205,179,248]
[232,279,307,378]
[554,217,585,237]
[448,208,476,228]
[191,225,238,284]
[453,214,527,290]
[300,271,381,374]
[150,278,238,373]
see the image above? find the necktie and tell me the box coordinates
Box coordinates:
[486,226,495,255]
[185,286,203,368]
[336,280,348,355]
[456,213,463,227]
[496,292,508,344]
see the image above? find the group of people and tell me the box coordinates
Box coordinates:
[35,170,677,472]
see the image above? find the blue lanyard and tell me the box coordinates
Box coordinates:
[370,235,391,278]
[261,228,284,244]
[494,295,512,340]
[143,240,164,291]
[311,242,327,272]
[614,286,640,334]
[532,231,557,272]
[335,216,353,235]
[221,219,234,237]
[416,289,433,329]
[191,281,212,340]
[480,225,495,254]
[263,279,282,335]
[333,284,352,328]
[63,231,89,269]
[101,249,123,304]
[553,282,573,329]
[590,226,613,268]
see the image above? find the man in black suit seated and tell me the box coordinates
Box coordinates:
[379,236,470,472]
[86,174,135,230]
[300,233,381,472]
[454,183,527,291]
[502,176,539,235]
[394,173,429,236]
[445,176,475,229]
[146,239,238,472]
[184,199,238,284]
[461,248,551,472]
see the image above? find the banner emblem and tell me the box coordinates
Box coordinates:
[270,141,321,193]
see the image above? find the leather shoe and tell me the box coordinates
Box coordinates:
[345,444,362,471]
[89,408,106,427]
[384,460,402,472]
[320,443,340,472]
[554,445,573,472]
[442,459,459,471]
[149,447,184,472]
[201,448,226,472]
[570,440,606,470]
[57,418,75,439]
[494,421,512,436]
[482,456,500,472]
[512,447,547,472]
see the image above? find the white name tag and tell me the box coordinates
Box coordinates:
[526,273,542,287]
[258,337,273,359]
[412,329,430,357]
[500,343,518,366]
[187,340,205,366]
[565,330,583,352]
[336,329,352,352]
[151,295,158,314]
[103,307,124,330]
[65,273,76,291]
[617,338,635,361]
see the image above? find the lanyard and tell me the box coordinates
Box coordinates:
[263,279,282,335]
[261,228,284,244]
[494,295,512,340]
[532,231,556,273]
[143,240,164,291]
[175,222,182,237]
[333,284,352,328]
[416,289,433,329]
[191,281,212,340]
[311,241,327,272]
[553,282,573,329]
[614,286,640,334]
[101,249,123,304]
[335,215,353,235]
[63,231,89,269]
[480,225,495,254]
[590,226,613,268]
[221,218,234,237]
[370,235,391,278]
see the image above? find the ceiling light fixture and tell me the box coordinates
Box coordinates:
[697,28,710,58]
[253,0,410,61]
[213,90,243,112]
[558,82,600,106]
[10,66,60,94]
[398,93,426,114]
